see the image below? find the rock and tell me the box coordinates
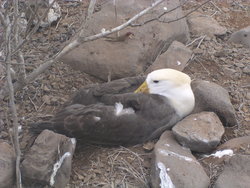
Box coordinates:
[172,112,225,153]
[0,140,15,188]
[61,0,190,81]
[187,12,227,36]
[229,26,250,48]
[214,154,250,188]
[223,67,236,77]
[145,41,192,73]
[191,80,237,126]
[217,136,250,153]
[243,65,250,75]
[21,130,76,188]
[246,92,250,100]
[26,0,61,28]
[151,131,210,188]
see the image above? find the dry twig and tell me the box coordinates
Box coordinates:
[2,0,164,97]
[2,9,22,188]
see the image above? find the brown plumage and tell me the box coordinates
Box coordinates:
[31,69,195,145]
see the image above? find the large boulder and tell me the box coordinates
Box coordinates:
[21,130,76,188]
[61,0,190,81]
[151,131,210,188]
[229,26,250,48]
[0,141,15,188]
[191,80,237,126]
[172,112,225,153]
[145,40,192,73]
[187,12,227,36]
[217,136,250,152]
[214,154,250,188]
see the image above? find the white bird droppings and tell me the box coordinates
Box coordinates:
[163,7,168,10]
[158,162,175,188]
[50,152,71,186]
[159,149,197,163]
[71,138,76,145]
[177,61,181,65]
[205,149,234,158]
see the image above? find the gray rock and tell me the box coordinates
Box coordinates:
[243,65,250,75]
[229,26,250,48]
[21,130,76,188]
[246,92,250,100]
[145,41,192,73]
[217,136,250,153]
[187,12,227,36]
[0,140,15,188]
[172,112,225,153]
[60,0,190,81]
[26,0,61,28]
[191,80,237,126]
[151,131,210,188]
[214,154,250,188]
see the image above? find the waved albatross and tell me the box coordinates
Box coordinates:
[31,69,195,145]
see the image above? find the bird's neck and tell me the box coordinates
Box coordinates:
[159,85,195,118]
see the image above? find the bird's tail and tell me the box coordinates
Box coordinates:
[29,121,55,135]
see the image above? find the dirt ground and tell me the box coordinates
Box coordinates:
[0,0,250,188]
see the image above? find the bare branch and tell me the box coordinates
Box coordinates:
[130,0,211,26]
[130,1,186,27]
[13,0,26,82]
[4,8,22,188]
[60,0,165,55]
[160,0,212,24]
[8,0,165,95]
[0,10,7,26]
[87,0,97,17]
[12,0,56,55]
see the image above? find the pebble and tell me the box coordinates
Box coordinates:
[246,92,250,100]
[243,65,250,75]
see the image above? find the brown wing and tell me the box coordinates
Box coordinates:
[65,76,145,106]
[32,93,180,145]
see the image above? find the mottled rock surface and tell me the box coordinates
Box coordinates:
[172,112,225,153]
[215,154,250,188]
[61,0,190,81]
[151,131,210,188]
[187,12,227,36]
[146,40,192,73]
[191,80,237,126]
[0,141,15,188]
[21,130,76,188]
[217,136,250,152]
[229,26,250,48]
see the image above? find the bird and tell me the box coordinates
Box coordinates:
[104,32,134,42]
[30,69,195,145]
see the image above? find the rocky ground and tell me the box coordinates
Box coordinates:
[0,0,250,187]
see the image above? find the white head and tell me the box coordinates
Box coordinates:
[136,69,195,118]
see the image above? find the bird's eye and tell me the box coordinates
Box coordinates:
[153,80,159,83]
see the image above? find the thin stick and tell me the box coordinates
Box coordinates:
[12,0,56,55]
[160,0,212,24]
[210,1,222,12]
[4,12,22,188]
[4,0,164,96]
[196,35,206,48]
[186,36,204,47]
[87,0,97,17]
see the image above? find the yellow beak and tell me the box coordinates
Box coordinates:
[134,81,149,93]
